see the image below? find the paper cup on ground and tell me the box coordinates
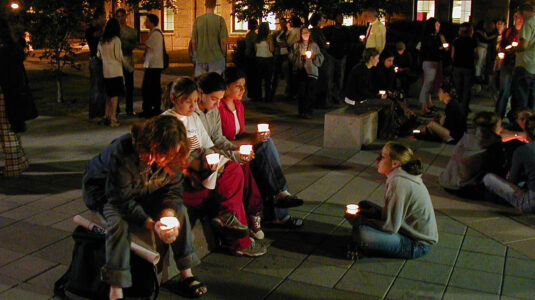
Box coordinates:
[346,204,360,215]
[257,123,269,133]
[239,145,253,156]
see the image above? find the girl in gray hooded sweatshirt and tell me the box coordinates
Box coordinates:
[345,141,438,259]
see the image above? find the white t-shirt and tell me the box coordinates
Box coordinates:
[255,41,273,58]
[144,27,164,69]
[232,109,240,136]
[163,109,214,152]
[97,36,124,78]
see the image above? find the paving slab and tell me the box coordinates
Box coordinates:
[335,268,395,298]
[266,279,374,300]
[288,260,348,288]
[502,275,535,299]
[386,278,445,300]
[449,267,502,294]
[0,255,57,282]
[398,260,452,285]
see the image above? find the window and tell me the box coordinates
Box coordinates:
[163,7,174,31]
[343,16,353,26]
[231,5,277,33]
[416,0,435,21]
[452,0,471,24]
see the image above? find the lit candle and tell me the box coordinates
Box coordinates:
[442,43,449,49]
[257,123,270,133]
[359,35,365,41]
[379,90,386,96]
[326,42,330,46]
[160,216,179,230]
[505,45,513,50]
[394,66,399,73]
[498,52,505,59]
[413,129,421,134]
[239,145,253,156]
[512,41,519,47]
[206,153,220,166]
[346,204,360,215]
[305,50,312,59]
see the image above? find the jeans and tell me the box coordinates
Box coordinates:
[419,61,439,104]
[194,60,226,76]
[141,68,162,117]
[453,67,473,115]
[89,57,106,119]
[330,56,346,104]
[250,138,289,221]
[297,71,317,114]
[496,67,513,119]
[483,173,535,212]
[123,67,134,114]
[475,45,487,78]
[511,67,535,114]
[255,57,274,101]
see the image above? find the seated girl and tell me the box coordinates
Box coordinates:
[162,76,266,257]
[372,50,396,94]
[82,115,206,298]
[345,141,438,259]
[484,116,535,212]
[219,66,304,227]
[344,48,388,107]
[501,107,533,171]
[438,111,506,199]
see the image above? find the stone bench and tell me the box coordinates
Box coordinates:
[323,107,378,151]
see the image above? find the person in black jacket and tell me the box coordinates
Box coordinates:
[345,48,387,106]
[373,50,396,94]
[82,115,206,299]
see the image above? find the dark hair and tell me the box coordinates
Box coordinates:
[197,72,226,94]
[440,81,457,99]
[473,111,500,130]
[248,19,258,31]
[423,18,439,36]
[132,115,190,173]
[459,22,472,36]
[362,48,380,63]
[518,3,535,12]
[380,49,395,61]
[385,141,423,175]
[101,18,121,43]
[162,76,198,109]
[222,66,246,85]
[309,13,322,27]
[115,8,126,16]
[146,14,159,27]
[525,115,535,141]
[291,15,302,27]
[256,22,270,42]
[205,0,217,9]
[298,26,313,43]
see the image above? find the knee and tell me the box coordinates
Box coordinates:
[482,173,497,187]
[107,217,129,238]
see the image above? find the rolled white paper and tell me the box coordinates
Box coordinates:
[346,204,360,215]
[239,145,253,155]
[159,216,179,230]
[206,153,220,165]
[498,52,505,59]
[257,123,269,132]
[505,45,513,50]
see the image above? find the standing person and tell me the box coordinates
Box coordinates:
[285,15,302,101]
[496,12,523,119]
[394,41,414,96]
[364,8,386,53]
[324,13,351,104]
[345,142,438,259]
[254,22,274,102]
[97,18,125,127]
[510,4,535,114]
[0,18,34,177]
[244,19,259,101]
[272,18,289,100]
[82,115,207,299]
[191,0,228,76]
[289,27,324,119]
[451,22,477,115]
[141,14,164,118]
[116,9,137,116]
[418,18,446,116]
[86,10,107,121]
[309,13,331,108]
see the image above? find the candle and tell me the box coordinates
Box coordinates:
[346,204,360,215]
[498,52,505,59]
[206,153,220,166]
[257,123,269,133]
[239,145,253,156]
[394,66,399,73]
[305,50,312,59]
[160,216,179,230]
[512,41,519,47]
[413,129,421,134]
[379,90,386,96]
[326,42,330,46]
[359,35,365,41]
[442,43,449,49]
[505,45,513,50]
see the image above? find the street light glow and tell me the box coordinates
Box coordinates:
[10,2,20,10]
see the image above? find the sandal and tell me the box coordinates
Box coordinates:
[273,195,304,208]
[180,276,207,298]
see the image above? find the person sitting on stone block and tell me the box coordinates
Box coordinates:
[344,141,438,259]
[82,115,207,299]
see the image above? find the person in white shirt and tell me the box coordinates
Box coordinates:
[97,18,125,127]
[364,8,386,53]
[141,14,164,118]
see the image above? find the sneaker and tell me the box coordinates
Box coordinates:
[211,213,249,239]
[235,238,267,257]
[248,214,264,240]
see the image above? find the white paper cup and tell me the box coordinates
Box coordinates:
[239,145,253,156]
[305,51,312,59]
[346,204,360,215]
[443,43,449,48]
[379,90,386,96]
[512,41,519,47]
[498,52,505,59]
[160,217,179,230]
[257,123,269,132]
[206,153,220,165]
[359,35,365,41]
[413,129,421,134]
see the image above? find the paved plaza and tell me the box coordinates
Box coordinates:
[1,65,535,299]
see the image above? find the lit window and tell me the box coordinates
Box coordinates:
[343,16,353,26]
[417,0,435,21]
[163,7,174,31]
[231,6,277,33]
[452,0,471,24]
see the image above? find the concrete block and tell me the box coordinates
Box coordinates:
[323,107,378,152]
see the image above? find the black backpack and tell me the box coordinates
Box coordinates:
[54,226,159,300]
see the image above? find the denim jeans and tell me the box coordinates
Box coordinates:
[330,56,346,103]
[512,67,535,114]
[194,60,226,76]
[419,61,439,104]
[141,68,162,117]
[453,67,473,115]
[123,67,134,114]
[483,173,535,212]
[255,57,274,101]
[89,57,106,119]
[250,138,289,221]
[496,67,513,119]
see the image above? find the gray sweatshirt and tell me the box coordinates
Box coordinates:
[382,168,438,245]
[194,107,240,161]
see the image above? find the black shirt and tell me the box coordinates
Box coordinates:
[453,36,477,69]
[443,99,466,141]
[373,65,396,92]
[85,26,101,57]
[324,25,351,59]
[394,51,413,69]
[420,34,442,62]
[345,63,376,101]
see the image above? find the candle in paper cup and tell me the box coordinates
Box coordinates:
[498,52,505,59]
[443,43,449,49]
[206,153,220,166]
[160,216,179,230]
[359,35,365,41]
[257,123,270,133]
[326,41,330,46]
[305,50,312,59]
[512,41,519,47]
[379,90,386,96]
[505,45,513,50]
[346,204,360,215]
[394,66,399,73]
[239,145,253,155]
[413,129,421,134]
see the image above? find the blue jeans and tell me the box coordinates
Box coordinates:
[194,60,226,76]
[453,67,473,115]
[512,67,535,114]
[483,173,535,213]
[496,67,513,119]
[418,61,439,104]
[250,138,289,221]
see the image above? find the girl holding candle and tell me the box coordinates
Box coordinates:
[289,26,324,119]
[82,115,206,299]
[162,76,267,256]
[345,48,388,106]
[344,141,438,259]
[220,67,305,228]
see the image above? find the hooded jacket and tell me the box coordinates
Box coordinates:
[382,167,438,245]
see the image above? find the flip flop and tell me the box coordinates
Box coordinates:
[180,276,207,298]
